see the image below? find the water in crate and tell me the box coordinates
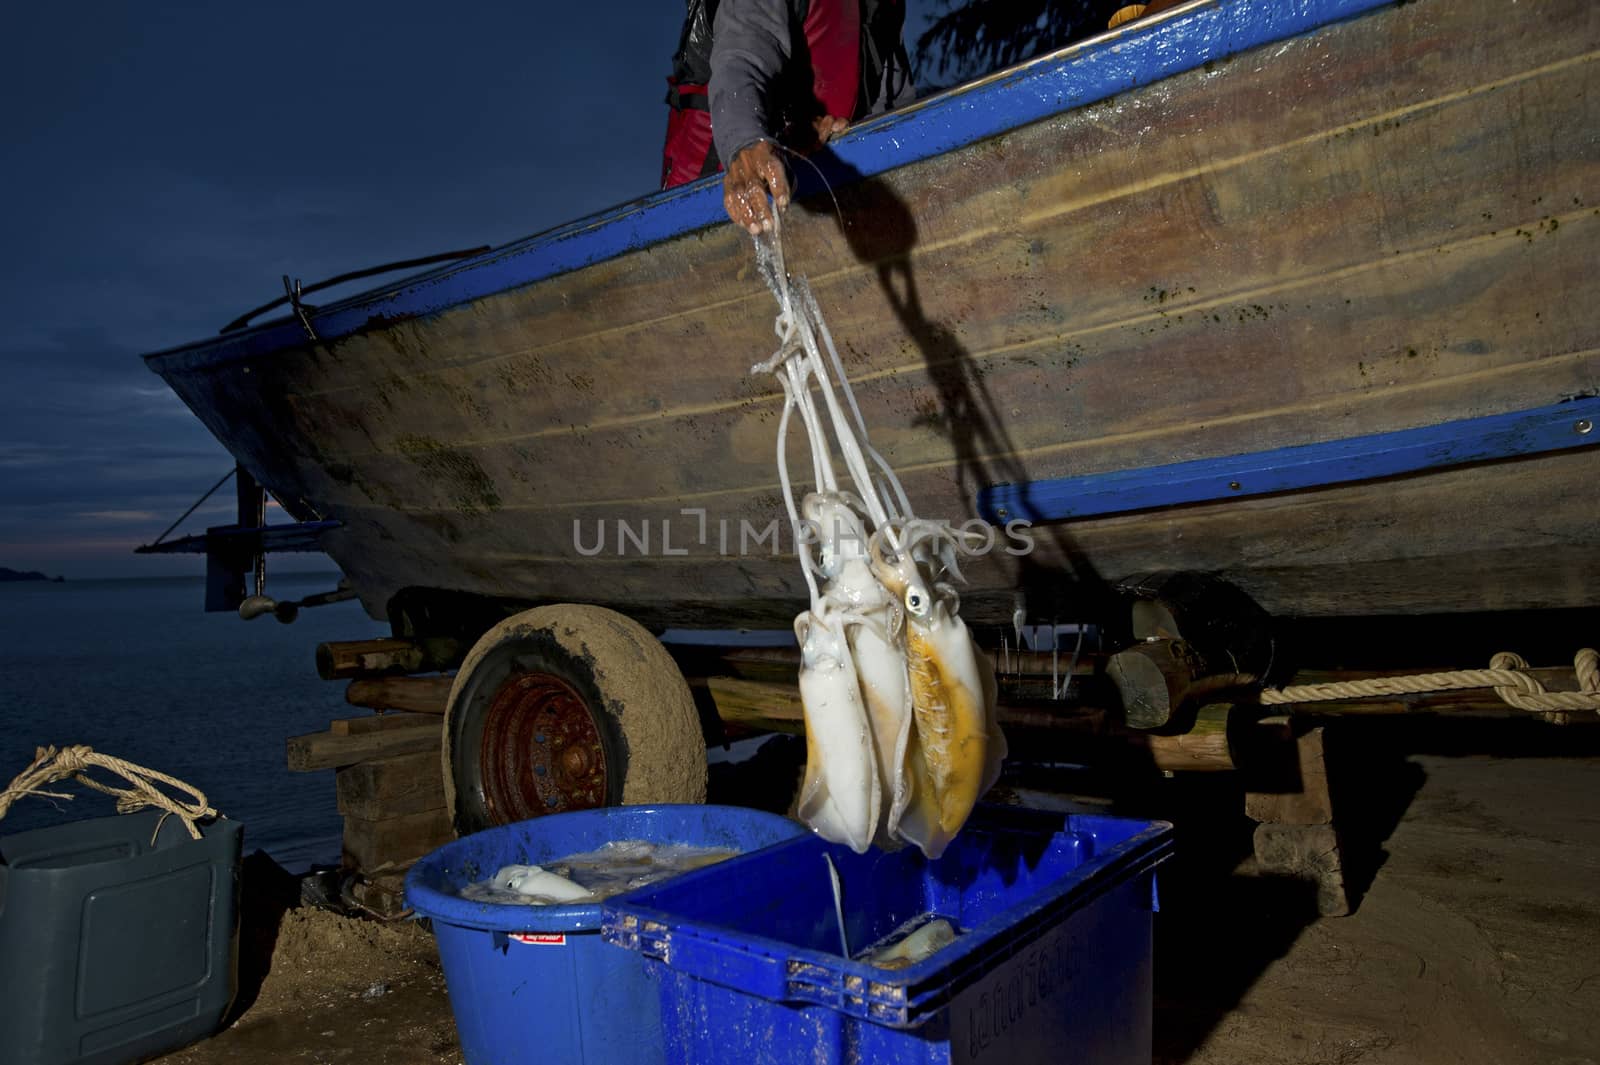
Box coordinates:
[861,915,961,969]
[458,840,737,904]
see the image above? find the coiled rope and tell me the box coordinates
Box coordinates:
[1260,648,1600,715]
[0,745,219,840]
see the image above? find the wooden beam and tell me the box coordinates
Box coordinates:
[714,647,801,668]
[336,750,446,821]
[344,675,454,715]
[315,637,462,681]
[705,677,805,735]
[1243,723,1334,825]
[1241,722,1350,916]
[287,722,441,772]
[341,807,453,874]
[330,711,441,736]
[1252,823,1349,917]
[1125,703,1232,773]
[1107,638,1257,729]
[715,646,1102,679]
[342,872,412,919]
[704,677,1235,771]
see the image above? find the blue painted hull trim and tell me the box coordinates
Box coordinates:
[976,397,1600,524]
[144,0,1395,376]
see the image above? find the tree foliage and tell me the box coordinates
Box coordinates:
[913,0,1126,89]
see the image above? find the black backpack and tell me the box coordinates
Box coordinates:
[666,0,719,112]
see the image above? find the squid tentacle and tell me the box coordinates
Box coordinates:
[772,373,821,610]
[802,279,916,524]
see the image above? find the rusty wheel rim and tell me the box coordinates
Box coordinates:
[478,671,609,821]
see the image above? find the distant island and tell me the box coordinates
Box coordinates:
[0,566,65,583]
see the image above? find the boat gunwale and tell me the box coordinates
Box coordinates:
[140,0,1396,377]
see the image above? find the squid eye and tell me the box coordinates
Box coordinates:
[904,588,926,615]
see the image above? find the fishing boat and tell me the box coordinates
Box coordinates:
[140,0,1599,841]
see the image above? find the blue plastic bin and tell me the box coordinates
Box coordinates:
[602,806,1173,1065]
[403,804,806,1065]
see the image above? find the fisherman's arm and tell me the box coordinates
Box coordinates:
[711,0,821,233]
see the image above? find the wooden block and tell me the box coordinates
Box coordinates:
[330,711,441,736]
[316,637,461,680]
[1126,702,1234,773]
[287,723,441,772]
[341,807,454,873]
[345,872,412,918]
[336,750,447,820]
[344,675,453,715]
[1252,823,1350,917]
[1244,724,1334,825]
[704,676,805,735]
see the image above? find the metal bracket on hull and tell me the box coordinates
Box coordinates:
[136,519,342,613]
[976,396,1600,525]
[136,463,343,615]
[134,520,342,556]
[282,275,319,342]
[218,246,491,334]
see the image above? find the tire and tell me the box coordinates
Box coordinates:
[442,604,707,835]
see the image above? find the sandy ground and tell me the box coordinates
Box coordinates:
[1153,736,1600,1065]
[155,718,1599,1065]
[157,901,458,1065]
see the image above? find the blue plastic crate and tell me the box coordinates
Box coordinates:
[403,804,807,1065]
[602,806,1173,1065]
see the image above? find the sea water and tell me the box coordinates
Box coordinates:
[0,573,797,873]
[0,573,386,870]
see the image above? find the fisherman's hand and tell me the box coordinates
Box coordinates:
[723,140,789,235]
[811,114,848,145]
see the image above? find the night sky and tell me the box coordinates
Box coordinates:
[1,2,939,578]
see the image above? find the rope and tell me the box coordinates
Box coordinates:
[1260,648,1600,715]
[0,746,220,840]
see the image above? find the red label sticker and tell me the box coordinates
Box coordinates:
[509,933,567,946]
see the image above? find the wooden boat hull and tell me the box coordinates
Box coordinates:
[145,0,1600,631]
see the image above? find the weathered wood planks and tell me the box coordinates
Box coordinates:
[335,750,447,821]
[329,711,440,736]
[333,750,452,878]
[340,807,453,874]
[704,675,1236,771]
[316,637,461,680]
[344,676,453,715]
[287,718,441,772]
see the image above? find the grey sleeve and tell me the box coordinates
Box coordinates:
[709,0,803,165]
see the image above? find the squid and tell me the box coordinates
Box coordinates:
[750,217,1003,858]
[793,604,881,853]
[869,524,1007,858]
[802,492,917,847]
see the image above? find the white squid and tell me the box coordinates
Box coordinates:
[802,491,915,848]
[750,217,1003,858]
[869,523,1007,858]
